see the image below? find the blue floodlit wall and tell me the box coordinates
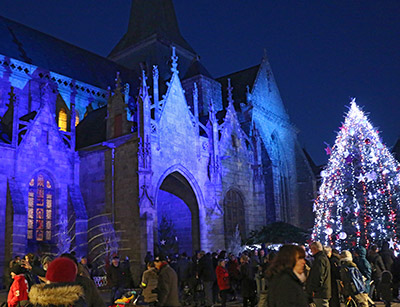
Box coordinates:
[157,190,192,255]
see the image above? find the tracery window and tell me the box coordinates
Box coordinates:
[28,173,53,241]
[224,189,245,241]
[58,108,67,132]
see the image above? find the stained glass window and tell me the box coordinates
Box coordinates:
[28,173,53,241]
[224,189,246,242]
[58,108,68,132]
[75,111,80,127]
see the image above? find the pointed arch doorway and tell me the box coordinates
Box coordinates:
[156,171,200,256]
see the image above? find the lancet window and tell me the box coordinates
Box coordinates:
[28,173,53,241]
[58,108,68,131]
[224,189,246,241]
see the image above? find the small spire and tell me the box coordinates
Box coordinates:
[140,70,148,97]
[263,48,269,61]
[115,71,122,92]
[193,82,199,119]
[152,65,159,79]
[227,78,234,107]
[171,46,179,74]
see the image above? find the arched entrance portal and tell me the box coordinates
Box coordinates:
[157,171,200,256]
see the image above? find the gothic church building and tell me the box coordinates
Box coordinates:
[0,0,315,281]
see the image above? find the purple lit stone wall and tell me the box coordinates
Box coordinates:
[157,190,192,255]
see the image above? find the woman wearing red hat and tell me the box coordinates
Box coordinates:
[28,257,86,307]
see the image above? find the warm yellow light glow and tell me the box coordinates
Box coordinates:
[58,108,67,131]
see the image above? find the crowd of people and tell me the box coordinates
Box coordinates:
[137,241,400,306]
[4,240,400,306]
[5,252,104,307]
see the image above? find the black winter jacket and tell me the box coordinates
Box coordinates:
[268,269,308,307]
[107,264,126,288]
[368,252,386,279]
[306,251,331,299]
[197,254,216,282]
[239,262,256,298]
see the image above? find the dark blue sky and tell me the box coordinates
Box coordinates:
[1,0,399,165]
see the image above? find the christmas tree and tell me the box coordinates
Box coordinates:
[157,215,179,256]
[312,99,400,250]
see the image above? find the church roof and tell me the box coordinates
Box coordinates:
[109,0,196,58]
[0,16,138,93]
[183,57,213,80]
[217,64,260,109]
[76,106,107,149]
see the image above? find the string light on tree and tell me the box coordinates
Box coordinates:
[312,99,400,250]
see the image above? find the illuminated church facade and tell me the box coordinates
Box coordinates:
[0,0,315,281]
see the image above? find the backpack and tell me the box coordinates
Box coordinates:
[344,266,366,295]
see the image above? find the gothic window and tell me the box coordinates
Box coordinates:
[28,173,53,242]
[224,189,245,242]
[58,108,67,132]
[75,111,80,127]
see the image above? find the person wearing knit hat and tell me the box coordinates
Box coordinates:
[339,250,369,307]
[28,257,86,307]
[60,252,106,307]
[7,264,29,307]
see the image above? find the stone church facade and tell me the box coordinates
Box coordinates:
[0,0,315,282]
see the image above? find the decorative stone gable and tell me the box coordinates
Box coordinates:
[158,51,196,151]
[18,85,71,162]
[250,55,289,123]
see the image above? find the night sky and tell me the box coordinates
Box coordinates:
[1,0,399,165]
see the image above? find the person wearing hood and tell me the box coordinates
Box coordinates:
[28,257,86,307]
[7,263,29,307]
[353,246,372,295]
[339,250,368,307]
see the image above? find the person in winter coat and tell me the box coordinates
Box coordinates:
[306,241,331,307]
[227,253,240,297]
[154,255,180,307]
[239,254,256,307]
[378,270,393,307]
[176,252,190,291]
[61,252,106,307]
[28,257,86,307]
[216,259,231,307]
[339,250,368,307]
[324,246,340,307]
[266,244,308,307]
[7,264,29,307]
[368,244,386,300]
[197,251,216,307]
[140,261,158,304]
[107,255,127,305]
[353,246,372,295]
[380,242,395,272]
